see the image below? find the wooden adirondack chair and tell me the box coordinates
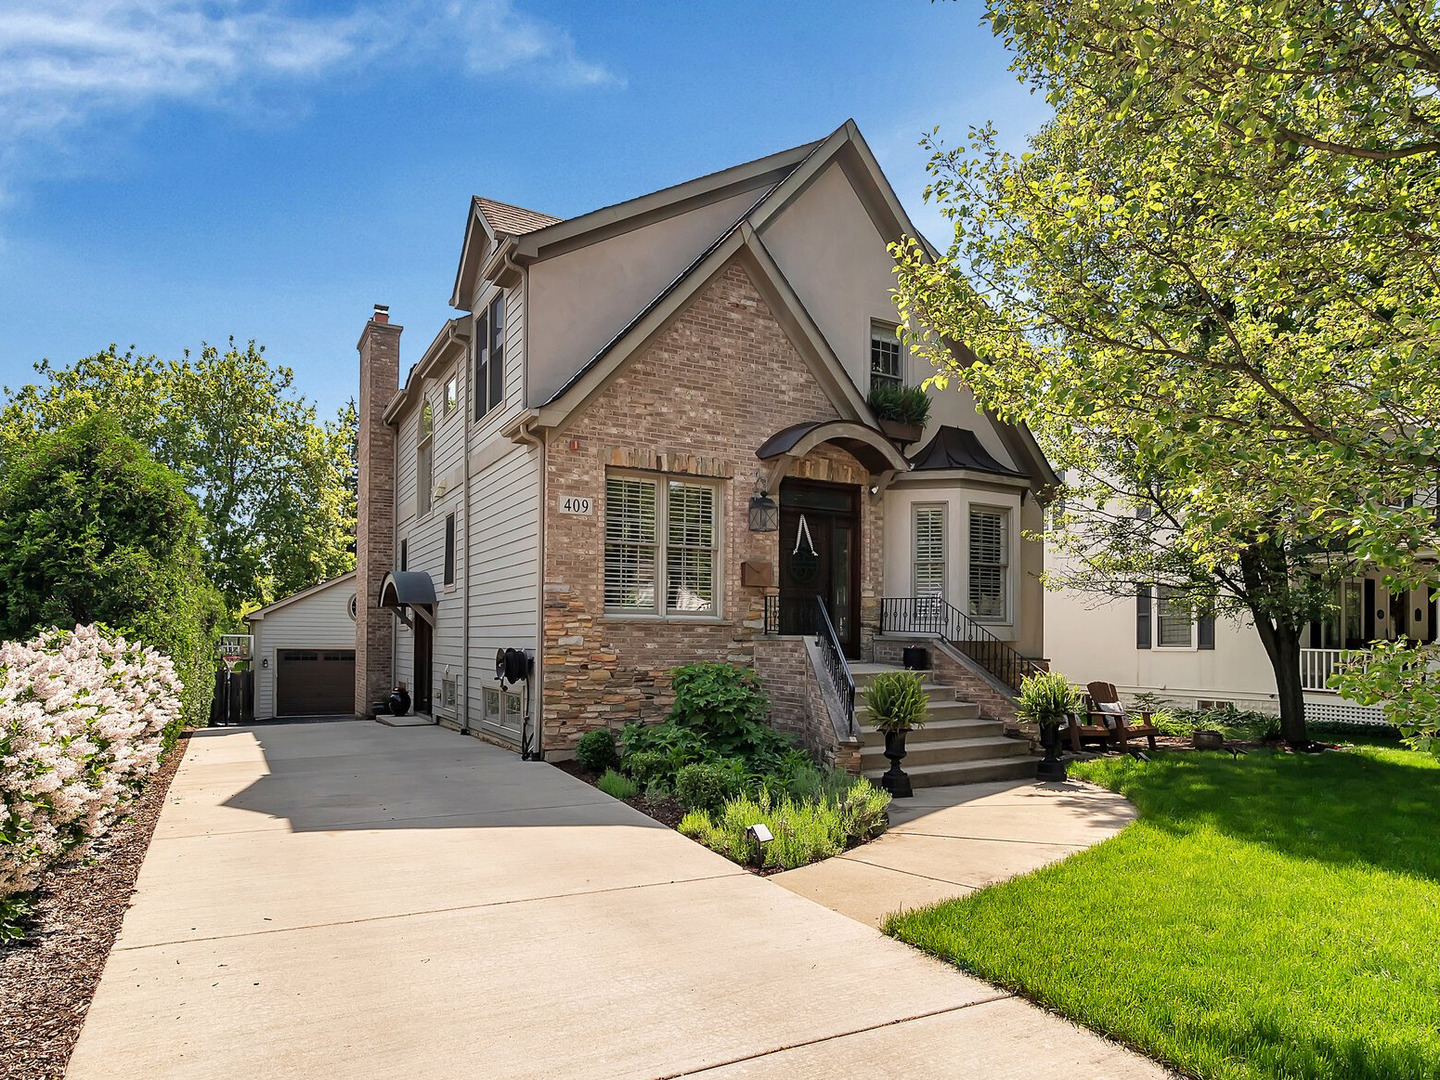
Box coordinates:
[1065,711,1111,752]
[1085,682,1158,752]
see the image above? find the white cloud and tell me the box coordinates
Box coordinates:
[0,0,618,148]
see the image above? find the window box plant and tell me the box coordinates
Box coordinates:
[866,384,931,445]
[1016,671,1083,781]
[864,669,929,798]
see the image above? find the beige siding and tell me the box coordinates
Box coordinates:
[250,578,357,719]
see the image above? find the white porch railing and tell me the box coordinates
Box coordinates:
[1300,648,1349,692]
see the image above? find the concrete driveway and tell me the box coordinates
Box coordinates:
[67,721,1166,1079]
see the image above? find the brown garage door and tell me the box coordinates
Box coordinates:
[276,649,355,716]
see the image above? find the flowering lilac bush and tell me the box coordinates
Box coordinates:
[0,624,182,902]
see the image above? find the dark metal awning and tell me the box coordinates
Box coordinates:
[378,570,437,610]
[908,425,1030,478]
[756,420,910,475]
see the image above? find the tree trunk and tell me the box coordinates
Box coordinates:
[1253,617,1309,745]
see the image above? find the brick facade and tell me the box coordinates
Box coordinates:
[541,261,885,753]
[354,311,400,715]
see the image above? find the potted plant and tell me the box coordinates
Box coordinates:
[865,669,928,797]
[866,384,932,444]
[1016,671,1083,781]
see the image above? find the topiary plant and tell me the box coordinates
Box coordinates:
[864,670,929,733]
[576,728,619,773]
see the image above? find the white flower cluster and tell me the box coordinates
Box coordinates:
[1,624,182,899]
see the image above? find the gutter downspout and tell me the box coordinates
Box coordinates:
[518,255,544,760]
[461,323,473,736]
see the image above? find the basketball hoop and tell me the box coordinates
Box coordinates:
[218,634,254,672]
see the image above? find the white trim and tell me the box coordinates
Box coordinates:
[246,571,358,622]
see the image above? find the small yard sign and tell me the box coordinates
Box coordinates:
[559,495,593,515]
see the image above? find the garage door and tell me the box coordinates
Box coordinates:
[276,649,355,716]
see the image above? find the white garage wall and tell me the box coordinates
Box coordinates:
[249,574,358,719]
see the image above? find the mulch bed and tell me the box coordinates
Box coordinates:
[552,758,688,829]
[0,734,190,1080]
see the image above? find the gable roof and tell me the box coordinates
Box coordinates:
[246,571,357,622]
[475,197,561,237]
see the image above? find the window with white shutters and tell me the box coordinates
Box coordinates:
[604,474,719,615]
[913,504,946,598]
[1156,585,1195,648]
[968,507,1008,620]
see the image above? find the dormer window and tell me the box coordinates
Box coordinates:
[870,323,902,390]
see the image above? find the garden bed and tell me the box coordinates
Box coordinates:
[0,735,189,1080]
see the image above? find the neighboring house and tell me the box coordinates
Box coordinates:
[352,120,1056,764]
[1044,562,1435,723]
[247,572,358,719]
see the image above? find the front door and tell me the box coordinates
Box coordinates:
[778,478,861,658]
[413,611,433,714]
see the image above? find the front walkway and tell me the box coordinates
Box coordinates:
[774,779,1137,926]
[67,722,1166,1079]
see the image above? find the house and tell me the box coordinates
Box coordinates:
[1044,563,1433,724]
[246,571,358,719]
[352,120,1056,770]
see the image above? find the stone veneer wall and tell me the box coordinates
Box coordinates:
[541,261,885,754]
[354,312,400,716]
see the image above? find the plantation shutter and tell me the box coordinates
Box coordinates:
[968,508,1007,619]
[913,505,946,597]
[665,482,716,613]
[1198,613,1215,650]
[1136,585,1152,649]
[604,477,657,611]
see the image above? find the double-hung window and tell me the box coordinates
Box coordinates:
[443,513,456,586]
[968,506,1008,620]
[913,505,946,599]
[475,294,506,420]
[1155,586,1195,648]
[604,474,719,615]
[416,403,434,517]
[870,323,903,390]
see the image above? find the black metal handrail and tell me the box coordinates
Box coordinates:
[763,594,780,635]
[813,595,857,738]
[880,596,1044,694]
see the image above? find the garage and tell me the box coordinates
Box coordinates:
[276,649,356,716]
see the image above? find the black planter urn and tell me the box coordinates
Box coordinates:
[388,684,412,717]
[881,729,914,798]
[1036,718,1068,781]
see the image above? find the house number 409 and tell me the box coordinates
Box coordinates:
[559,495,593,515]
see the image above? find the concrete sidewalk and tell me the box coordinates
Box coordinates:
[774,778,1137,926]
[66,722,1165,1079]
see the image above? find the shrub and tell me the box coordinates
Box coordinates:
[675,761,745,813]
[596,769,638,800]
[643,778,671,802]
[667,663,793,761]
[866,383,932,427]
[621,719,717,774]
[865,670,929,732]
[1016,671,1083,725]
[0,624,182,906]
[623,750,671,786]
[575,728,619,773]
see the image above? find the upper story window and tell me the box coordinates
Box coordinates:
[444,373,458,415]
[604,474,719,616]
[870,323,903,391]
[913,504,946,598]
[443,512,456,586]
[475,293,506,421]
[968,506,1008,621]
[417,402,434,517]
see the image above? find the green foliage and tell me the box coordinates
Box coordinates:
[1166,707,1282,743]
[0,342,357,611]
[596,769,638,801]
[679,778,891,871]
[0,415,221,733]
[575,728,619,773]
[666,663,789,758]
[674,761,745,813]
[865,383,932,427]
[1329,641,1440,755]
[642,778,671,802]
[621,750,671,786]
[888,747,1440,1080]
[863,670,929,733]
[0,895,34,945]
[1015,671,1082,724]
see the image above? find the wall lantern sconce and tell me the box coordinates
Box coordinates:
[261,657,270,670]
[748,477,779,532]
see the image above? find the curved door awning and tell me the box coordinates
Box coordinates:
[756,419,910,491]
[378,570,437,626]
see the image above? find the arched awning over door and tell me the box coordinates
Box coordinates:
[755,420,910,492]
[378,570,436,626]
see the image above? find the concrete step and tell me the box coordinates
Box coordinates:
[860,735,1029,768]
[859,716,999,744]
[864,756,1038,788]
[855,700,979,726]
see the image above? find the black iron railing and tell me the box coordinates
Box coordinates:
[763,594,780,635]
[880,596,1045,694]
[813,595,857,738]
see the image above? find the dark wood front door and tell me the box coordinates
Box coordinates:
[778,478,861,658]
[413,612,433,714]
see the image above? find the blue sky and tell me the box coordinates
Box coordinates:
[0,2,1050,418]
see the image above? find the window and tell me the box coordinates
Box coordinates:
[483,687,500,721]
[913,504,946,598]
[399,538,408,571]
[870,323,902,390]
[604,474,719,615]
[442,676,457,712]
[503,691,523,723]
[417,403,434,517]
[443,513,456,585]
[474,294,506,421]
[968,507,1008,620]
[444,374,458,414]
[1155,585,1195,648]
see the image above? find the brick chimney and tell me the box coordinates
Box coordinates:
[355,304,401,715]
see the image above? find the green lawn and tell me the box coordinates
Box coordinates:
[884,747,1440,1080]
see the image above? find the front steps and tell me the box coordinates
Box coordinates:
[851,663,1034,788]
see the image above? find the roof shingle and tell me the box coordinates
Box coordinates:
[474,197,562,236]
